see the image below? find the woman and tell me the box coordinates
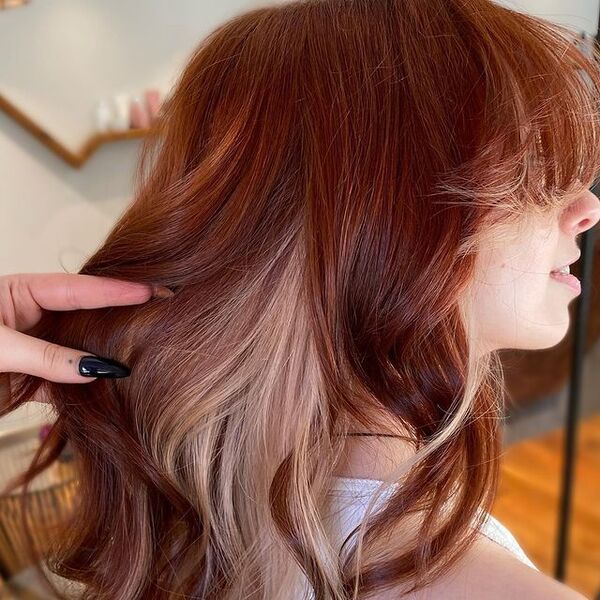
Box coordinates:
[1,0,599,598]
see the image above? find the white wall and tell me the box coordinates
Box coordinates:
[499,0,599,32]
[0,0,598,433]
[0,0,283,432]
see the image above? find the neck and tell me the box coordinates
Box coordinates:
[332,421,416,481]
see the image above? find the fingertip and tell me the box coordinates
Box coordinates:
[150,284,175,299]
[102,279,154,305]
[76,375,98,383]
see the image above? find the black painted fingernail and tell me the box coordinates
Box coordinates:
[78,355,131,378]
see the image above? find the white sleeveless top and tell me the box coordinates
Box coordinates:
[326,476,538,571]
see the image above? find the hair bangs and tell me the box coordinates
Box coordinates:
[430,6,600,222]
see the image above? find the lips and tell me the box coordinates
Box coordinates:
[549,252,582,294]
[550,252,581,273]
[549,270,581,293]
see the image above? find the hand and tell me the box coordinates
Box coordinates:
[0,273,173,383]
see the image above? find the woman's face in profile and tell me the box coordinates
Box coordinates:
[471,188,600,354]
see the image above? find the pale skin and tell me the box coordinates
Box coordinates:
[471,188,600,355]
[336,189,600,482]
[336,188,600,599]
[1,190,599,598]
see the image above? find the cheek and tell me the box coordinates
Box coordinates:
[498,260,550,305]
[471,259,569,351]
[476,258,543,298]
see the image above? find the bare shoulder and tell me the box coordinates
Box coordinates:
[368,532,587,600]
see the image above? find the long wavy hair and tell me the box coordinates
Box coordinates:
[3,0,600,598]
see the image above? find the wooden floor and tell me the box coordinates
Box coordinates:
[492,412,600,599]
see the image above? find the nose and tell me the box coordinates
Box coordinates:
[560,189,600,235]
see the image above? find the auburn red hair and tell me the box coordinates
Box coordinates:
[3,0,600,598]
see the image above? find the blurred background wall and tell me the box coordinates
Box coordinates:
[0,0,285,431]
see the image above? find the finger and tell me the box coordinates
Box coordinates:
[0,326,130,383]
[15,272,160,311]
[1,273,172,332]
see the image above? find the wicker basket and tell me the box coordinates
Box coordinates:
[0,424,80,597]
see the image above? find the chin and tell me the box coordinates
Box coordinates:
[488,322,571,352]
[516,326,570,351]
